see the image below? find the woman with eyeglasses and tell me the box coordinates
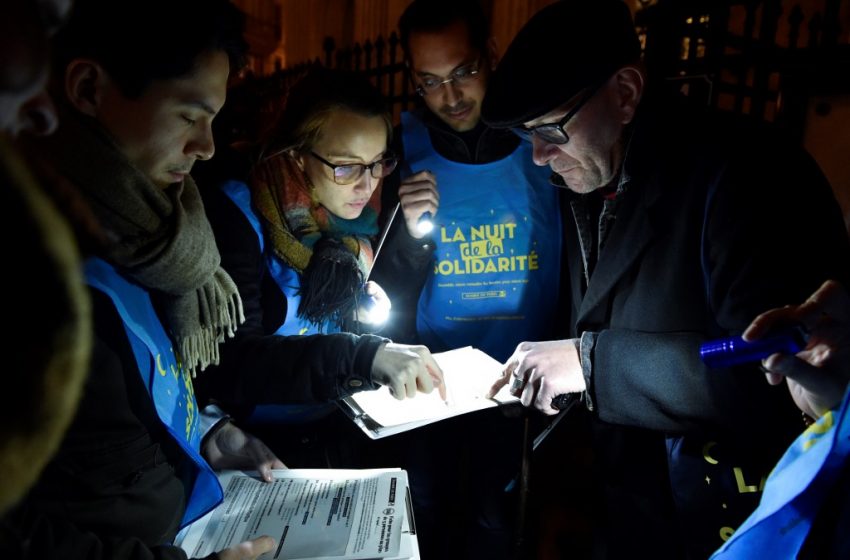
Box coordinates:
[195,67,445,460]
[249,68,398,334]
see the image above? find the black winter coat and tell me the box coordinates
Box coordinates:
[565,94,850,559]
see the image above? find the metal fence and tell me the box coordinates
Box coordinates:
[635,0,850,137]
[224,0,849,143]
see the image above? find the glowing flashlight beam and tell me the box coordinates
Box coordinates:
[416,211,434,235]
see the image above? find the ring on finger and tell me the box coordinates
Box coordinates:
[511,376,525,391]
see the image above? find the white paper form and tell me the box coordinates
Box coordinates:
[175,469,416,560]
[340,347,518,438]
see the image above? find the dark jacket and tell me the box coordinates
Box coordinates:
[564,93,850,559]
[2,289,201,560]
[370,108,525,342]
[195,184,387,417]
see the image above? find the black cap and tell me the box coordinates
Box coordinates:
[481,0,641,129]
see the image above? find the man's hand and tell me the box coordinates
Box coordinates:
[743,279,850,418]
[215,535,276,560]
[202,422,286,482]
[488,340,585,415]
[398,170,439,239]
[371,343,446,401]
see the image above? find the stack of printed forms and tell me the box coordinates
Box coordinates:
[175,468,419,560]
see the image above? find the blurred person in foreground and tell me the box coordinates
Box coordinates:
[3,0,286,558]
[0,0,91,517]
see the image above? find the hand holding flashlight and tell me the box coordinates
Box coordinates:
[417,211,434,235]
[397,169,439,239]
[700,327,809,369]
[741,280,850,418]
[356,281,391,326]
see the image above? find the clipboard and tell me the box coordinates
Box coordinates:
[337,347,519,439]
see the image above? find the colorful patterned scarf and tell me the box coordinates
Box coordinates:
[249,154,380,328]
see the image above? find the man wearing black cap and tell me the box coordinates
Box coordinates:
[483,0,850,558]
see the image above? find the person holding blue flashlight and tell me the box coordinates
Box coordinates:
[711,279,850,559]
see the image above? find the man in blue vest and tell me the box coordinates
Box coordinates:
[368,1,564,558]
[3,1,285,558]
[372,0,563,363]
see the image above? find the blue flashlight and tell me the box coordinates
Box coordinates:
[699,327,808,369]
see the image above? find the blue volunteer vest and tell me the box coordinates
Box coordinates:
[710,386,850,559]
[402,112,562,361]
[221,180,336,424]
[84,258,222,527]
[221,180,327,337]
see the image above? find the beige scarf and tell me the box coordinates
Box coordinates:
[39,111,243,376]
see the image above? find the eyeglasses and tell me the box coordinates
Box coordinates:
[310,152,398,185]
[512,83,603,145]
[414,59,481,97]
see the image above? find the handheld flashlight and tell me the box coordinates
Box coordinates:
[417,211,434,235]
[699,327,807,369]
[360,287,391,326]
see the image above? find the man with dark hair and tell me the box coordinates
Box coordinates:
[373,0,562,358]
[369,1,564,558]
[397,0,490,134]
[52,0,247,101]
[2,1,285,558]
[397,0,489,64]
[482,0,850,558]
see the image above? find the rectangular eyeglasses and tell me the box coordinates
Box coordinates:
[310,152,399,185]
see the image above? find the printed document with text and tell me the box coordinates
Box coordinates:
[174,469,417,560]
[339,346,518,438]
